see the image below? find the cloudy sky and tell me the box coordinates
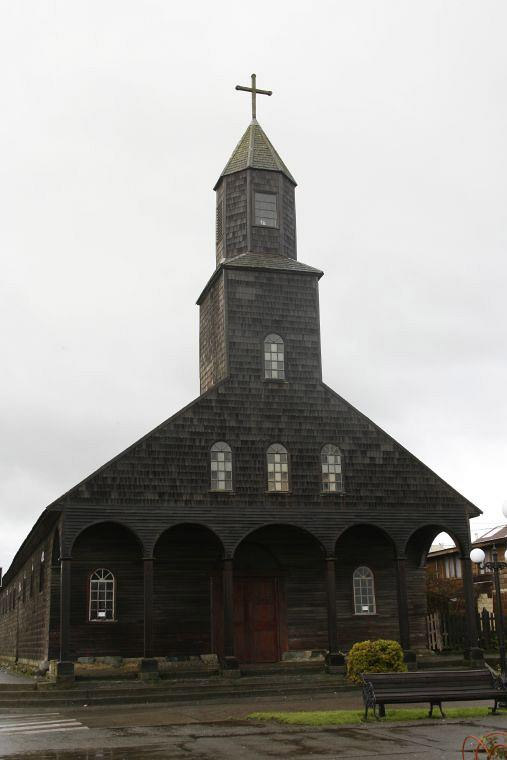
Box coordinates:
[1,1,506,569]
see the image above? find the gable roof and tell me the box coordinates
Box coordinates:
[475,525,507,544]
[215,119,296,188]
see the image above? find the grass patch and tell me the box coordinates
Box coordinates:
[248,706,496,726]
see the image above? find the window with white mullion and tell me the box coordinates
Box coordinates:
[89,568,115,621]
[264,334,285,380]
[321,444,343,492]
[210,441,233,491]
[353,566,376,615]
[267,443,289,492]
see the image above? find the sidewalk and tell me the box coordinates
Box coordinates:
[0,668,33,686]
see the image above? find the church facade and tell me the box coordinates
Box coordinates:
[0,92,482,675]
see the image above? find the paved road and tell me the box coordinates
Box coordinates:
[0,698,505,759]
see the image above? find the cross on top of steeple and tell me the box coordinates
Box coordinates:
[235,73,272,120]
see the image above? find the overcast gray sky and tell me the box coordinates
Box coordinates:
[1,0,506,569]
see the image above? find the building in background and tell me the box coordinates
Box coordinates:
[427,526,507,612]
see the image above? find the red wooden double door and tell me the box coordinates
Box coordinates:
[213,575,282,663]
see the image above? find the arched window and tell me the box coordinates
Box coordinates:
[264,334,285,379]
[321,444,343,492]
[353,566,376,615]
[210,441,233,491]
[267,443,289,492]
[89,568,115,621]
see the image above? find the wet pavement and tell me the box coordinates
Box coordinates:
[0,690,505,758]
[0,715,506,759]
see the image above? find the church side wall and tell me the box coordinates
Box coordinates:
[0,532,56,667]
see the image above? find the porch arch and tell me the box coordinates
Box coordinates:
[404,524,478,655]
[334,524,399,650]
[152,523,224,658]
[226,524,327,664]
[67,521,144,659]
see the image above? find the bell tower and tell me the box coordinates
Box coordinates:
[214,75,297,265]
[199,75,322,395]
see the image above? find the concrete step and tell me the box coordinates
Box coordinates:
[0,682,37,692]
[0,677,351,708]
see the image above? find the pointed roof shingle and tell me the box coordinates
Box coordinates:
[215,119,296,188]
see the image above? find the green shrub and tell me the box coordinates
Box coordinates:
[346,639,407,684]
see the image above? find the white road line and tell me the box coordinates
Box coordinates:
[0,712,88,736]
[0,713,61,721]
[0,720,81,731]
[1,725,89,735]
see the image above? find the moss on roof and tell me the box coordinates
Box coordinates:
[216,119,296,187]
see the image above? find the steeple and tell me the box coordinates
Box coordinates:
[214,75,297,266]
[216,120,296,187]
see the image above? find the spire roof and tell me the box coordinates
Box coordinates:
[216,119,296,188]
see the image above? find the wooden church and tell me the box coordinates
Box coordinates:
[0,76,483,678]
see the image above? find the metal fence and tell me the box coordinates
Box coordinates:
[426,608,499,652]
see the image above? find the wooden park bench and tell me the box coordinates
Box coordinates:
[361,669,506,720]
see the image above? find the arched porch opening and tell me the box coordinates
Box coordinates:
[225,524,326,664]
[334,524,398,651]
[70,521,143,659]
[152,523,224,658]
[405,525,467,652]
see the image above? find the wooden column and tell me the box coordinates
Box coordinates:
[395,556,416,668]
[462,555,482,662]
[59,557,71,662]
[325,557,344,669]
[143,558,154,659]
[222,558,239,672]
[395,557,411,651]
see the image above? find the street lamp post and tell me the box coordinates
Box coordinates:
[470,544,507,681]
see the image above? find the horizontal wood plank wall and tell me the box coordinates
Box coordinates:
[153,525,222,656]
[69,523,143,658]
[235,527,327,653]
[335,526,399,648]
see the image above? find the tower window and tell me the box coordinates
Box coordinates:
[254,192,278,227]
[353,566,376,615]
[267,443,289,492]
[89,568,115,621]
[210,441,233,491]
[264,334,285,379]
[321,444,343,492]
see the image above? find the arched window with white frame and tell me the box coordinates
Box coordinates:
[321,444,343,492]
[210,441,233,491]
[267,443,289,492]
[264,334,285,379]
[89,568,115,621]
[353,566,376,615]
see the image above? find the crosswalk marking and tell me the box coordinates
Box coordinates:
[0,713,88,736]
